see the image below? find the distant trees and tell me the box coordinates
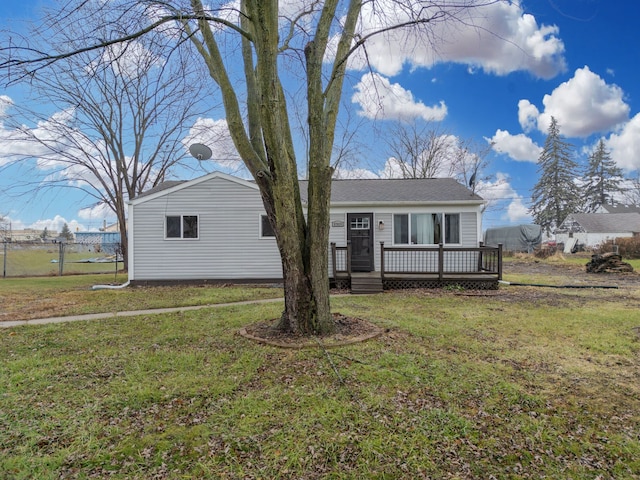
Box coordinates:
[530,117,581,235]
[530,119,629,234]
[383,122,494,196]
[0,3,212,269]
[582,139,625,212]
[60,223,74,241]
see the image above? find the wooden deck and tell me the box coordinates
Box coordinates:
[332,242,503,292]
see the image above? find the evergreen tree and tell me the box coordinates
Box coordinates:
[530,117,581,235]
[582,139,624,212]
[40,227,49,239]
[60,223,74,241]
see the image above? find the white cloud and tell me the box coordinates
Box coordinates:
[28,215,85,235]
[480,173,531,224]
[379,133,460,179]
[182,117,243,171]
[517,99,539,133]
[488,129,541,162]
[332,167,380,179]
[87,40,165,80]
[352,73,447,122]
[333,1,565,79]
[78,203,117,224]
[607,113,640,172]
[0,95,13,118]
[0,105,75,167]
[518,66,630,137]
[506,197,532,223]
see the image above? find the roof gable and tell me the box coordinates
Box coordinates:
[129,171,258,205]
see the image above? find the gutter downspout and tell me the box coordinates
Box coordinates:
[92,280,130,290]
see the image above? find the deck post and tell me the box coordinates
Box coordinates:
[477,241,484,271]
[346,240,352,276]
[380,241,385,282]
[330,242,337,280]
[438,243,444,281]
[498,243,503,280]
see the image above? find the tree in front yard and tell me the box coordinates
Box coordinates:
[530,117,581,236]
[0,3,212,271]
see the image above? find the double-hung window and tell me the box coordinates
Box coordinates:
[393,213,460,245]
[166,215,199,239]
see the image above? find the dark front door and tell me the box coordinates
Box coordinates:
[347,213,374,272]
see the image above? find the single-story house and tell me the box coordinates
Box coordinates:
[555,212,640,249]
[127,171,493,288]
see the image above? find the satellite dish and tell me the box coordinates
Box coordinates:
[189,143,212,161]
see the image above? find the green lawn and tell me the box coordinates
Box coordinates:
[1,281,639,478]
[1,245,124,276]
[0,274,283,321]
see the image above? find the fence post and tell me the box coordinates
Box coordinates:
[58,241,65,276]
[438,243,444,281]
[2,241,6,278]
[330,242,337,280]
[498,243,503,280]
[380,242,385,282]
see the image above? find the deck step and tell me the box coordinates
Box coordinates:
[350,274,383,294]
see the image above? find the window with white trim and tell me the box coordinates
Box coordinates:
[260,215,275,238]
[393,213,460,245]
[166,215,199,239]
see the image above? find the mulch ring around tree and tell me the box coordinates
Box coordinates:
[239,313,384,349]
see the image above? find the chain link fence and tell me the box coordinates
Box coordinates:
[1,240,123,278]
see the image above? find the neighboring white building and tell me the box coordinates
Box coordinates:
[127,171,486,284]
[556,212,640,249]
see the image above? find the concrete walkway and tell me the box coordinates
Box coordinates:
[0,298,285,329]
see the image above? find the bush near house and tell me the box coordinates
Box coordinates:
[596,236,640,258]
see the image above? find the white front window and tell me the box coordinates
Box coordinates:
[393,213,460,245]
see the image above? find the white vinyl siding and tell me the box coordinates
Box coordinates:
[130,175,282,280]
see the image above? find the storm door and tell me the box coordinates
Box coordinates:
[347,213,374,272]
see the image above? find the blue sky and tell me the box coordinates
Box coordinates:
[1,1,640,233]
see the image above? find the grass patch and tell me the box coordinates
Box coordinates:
[0,274,282,321]
[1,287,639,478]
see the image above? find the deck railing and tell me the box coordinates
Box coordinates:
[380,242,502,281]
[331,242,502,280]
[330,242,351,279]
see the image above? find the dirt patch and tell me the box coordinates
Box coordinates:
[504,258,640,287]
[239,313,384,349]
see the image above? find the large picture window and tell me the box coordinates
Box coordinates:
[393,213,460,245]
[166,215,199,239]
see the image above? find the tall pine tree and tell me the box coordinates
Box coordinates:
[582,139,624,212]
[530,117,581,235]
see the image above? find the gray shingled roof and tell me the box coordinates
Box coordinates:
[134,180,186,200]
[300,178,483,203]
[134,175,483,204]
[567,213,640,233]
[599,204,640,214]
